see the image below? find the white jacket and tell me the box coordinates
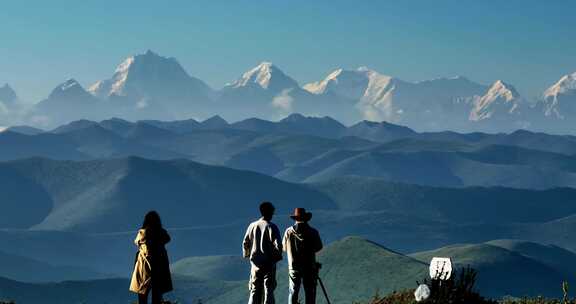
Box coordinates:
[243,217,283,268]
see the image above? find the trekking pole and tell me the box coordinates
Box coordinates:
[316,263,332,304]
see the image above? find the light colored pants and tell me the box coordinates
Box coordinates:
[248,263,277,304]
[288,269,317,304]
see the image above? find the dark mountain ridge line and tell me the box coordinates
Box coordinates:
[308,176,576,225]
[5,114,576,197]
[9,113,576,153]
[4,120,576,190]
[8,114,576,159]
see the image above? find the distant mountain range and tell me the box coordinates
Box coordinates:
[2,51,576,133]
[3,114,576,189]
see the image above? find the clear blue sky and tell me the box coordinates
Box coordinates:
[1,0,575,102]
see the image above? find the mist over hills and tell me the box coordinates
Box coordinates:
[2,50,576,133]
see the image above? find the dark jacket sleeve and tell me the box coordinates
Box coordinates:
[313,229,323,253]
[161,229,171,245]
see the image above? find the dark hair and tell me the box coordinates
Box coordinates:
[259,202,275,217]
[142,210,163,230]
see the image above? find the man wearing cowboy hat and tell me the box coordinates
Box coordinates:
[243,202,283,304]
[282,208,323,304]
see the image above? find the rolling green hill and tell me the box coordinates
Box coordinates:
[486,239,576,279]
[0,250,108,283]
[171,255,249,281]
[0,275,244,304]
[1,237,574,303]
[410,243,575,297]
[207,236,428,304]
[311,176,576,224]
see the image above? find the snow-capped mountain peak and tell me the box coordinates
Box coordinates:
[48,79,92,100]
[59,79,82,91]
[358,67,395,102]
[233,61,275,89]
[88,50,212,101]
[540,72,576,119]
[228,62,299,92]
[470,80,522,121]
[303,67,394,101]
[544,72,576,98]
[302,68,345,95]
[484,80,519,102]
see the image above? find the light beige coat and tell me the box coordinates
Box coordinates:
[130,229,153,294]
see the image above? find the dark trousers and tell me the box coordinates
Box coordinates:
[288,269,317,304]
[138,287,162,304]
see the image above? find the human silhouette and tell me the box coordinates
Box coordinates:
[243,202,283,304]
[283,208,323,304]
[130,211,173,304]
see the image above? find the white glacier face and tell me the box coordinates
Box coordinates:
[303,67,393,102]
[545,72,576,97]
[88,50,213,102]
[359,67,396,104]
[541,72,576,119]
[6,50,575,133]
[231,61,274,89]
[470,80,522,121]
[305,67,493,130]
[303,67,399,122]
[88,56,135,98]
[226,62,299,93]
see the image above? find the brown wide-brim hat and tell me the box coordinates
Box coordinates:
[290,208,312,222]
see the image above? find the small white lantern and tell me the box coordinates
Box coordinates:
[414,284,431,302]
[429,257,452,280]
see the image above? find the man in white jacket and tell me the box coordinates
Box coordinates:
[283,208,323,304]
[243,202,283,304]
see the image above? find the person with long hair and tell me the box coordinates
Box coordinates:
[130,211,173,304]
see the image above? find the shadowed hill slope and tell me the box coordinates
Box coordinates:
[0,250,109,283]
[0,157,336,232]
[486,239,576,279]
[170,255,249,281]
